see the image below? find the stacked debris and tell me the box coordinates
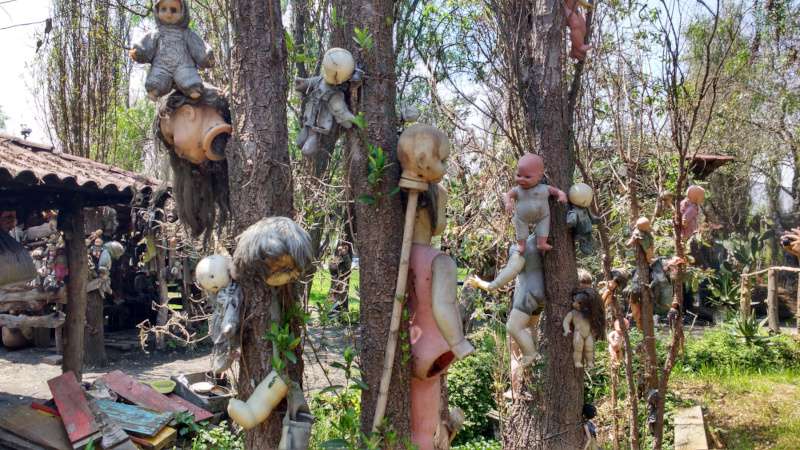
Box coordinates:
[0,370,227,449]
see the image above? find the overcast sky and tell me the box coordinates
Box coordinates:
[0,0,50,143]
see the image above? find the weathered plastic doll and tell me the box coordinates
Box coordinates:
[563,273,604,369]
[607,318,629,367]
[565,0,592,60]
[294,48,357,156]
[566,183,600,255]
[680,185,705,240]
[504,153,568,254]
[627,217,655,264]
[582,404,601,450]
[130,0,214,100]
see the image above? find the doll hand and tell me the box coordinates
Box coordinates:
[504,201,514,216]
[558,191,568,204]
[128,48,137,60]
[563,330,571,337]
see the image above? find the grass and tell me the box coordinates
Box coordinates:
[309,269,361,322]
[670,369,800,449]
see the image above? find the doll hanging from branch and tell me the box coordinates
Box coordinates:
[563,270,604,369]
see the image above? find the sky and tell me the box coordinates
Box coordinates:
[0,0,50,143]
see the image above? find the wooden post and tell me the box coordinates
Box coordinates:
[61,202,88,379]
[796,273,800,332]
[84,289,107,366]
[740,277,751,319]
[767,269,779,334]
[154,235,169,350]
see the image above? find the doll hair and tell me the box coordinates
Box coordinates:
[582,403,597,420]
[155,84,231,241]
[574,288,606,340]
[577,268,593,285]
[233,217,313,282]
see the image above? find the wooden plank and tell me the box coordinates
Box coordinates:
[128,427,176,450]
[0,312,65,329]
[0,405,71,450]
[0,427,45,450]
[674,406,709,450]
[47,371,100,446]
[167,394,214,422]
[0,287,66,312]
[99,371,187,414]
[95,399,172,437]
[86,400,138,450]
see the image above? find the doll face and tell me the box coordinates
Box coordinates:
[264,254,301,286]
[686,185,705,205]
[157,0,183,25]
[635,217,651,232]
[160,104,231,164]
[516,154,545,189]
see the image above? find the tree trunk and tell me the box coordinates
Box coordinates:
[329,0,411,438]
[155,238,170,350]
[84,291,107,366]
[501,1,584,448]
[228,1,297,448]
[61,202,88,380]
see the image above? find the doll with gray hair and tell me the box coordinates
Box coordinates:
[233,217,313,287]
[130,0,213,100]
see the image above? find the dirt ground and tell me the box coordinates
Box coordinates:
[0,326,351,407]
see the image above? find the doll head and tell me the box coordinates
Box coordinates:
[233,217,313,287]
[635,217,651,232]
[582,404,597,420]
[160,103,231,164]
[516,154,545,189]
[781,229,800,258]
[577,269,593,288]
[398,124,450,184]
[196,254,233,293]
[568,183,593,208]
[155,0,184,25]
[686,185,705,205]
[321,48,355,85]
[572,290,592,314]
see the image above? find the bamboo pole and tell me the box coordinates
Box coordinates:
[372,181,424,432]
[767,269,779,333]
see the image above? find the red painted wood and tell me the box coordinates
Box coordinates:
[47,371,99,444]
[99,371,187,414]
[167,394,214,422]
[30,402,60,417]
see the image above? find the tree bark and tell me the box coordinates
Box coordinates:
[501,1,584,448]
[228,1,298,448]
[329,0,411,438]
[155,237,170,351]
[0,313,65,329]
[84,290,107,367]
[61,203,88,380]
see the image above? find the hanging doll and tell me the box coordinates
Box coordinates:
[565,0,593,60]
[563,272,604,369]
[582,404,601,450]
[504,153,568,254]
[195,254,242,374]
[227,217,314,449]
[627,217,655,264]
[680,185,706,241]
[607,318,629,367]
[130,0,214,100]
[566,182,600,255]
[294,48,357,157]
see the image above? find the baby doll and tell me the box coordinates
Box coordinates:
[295,48,357,157]
[563,278,604,369]
[627,217,655,264]
[130,0,214,100]
[582,403,601,450]
[566,182,600,255]
[565,0,592,60]
[466,235,544,366]
[607,318,629,367]
[680,185,705,240]
[504,153,568,254]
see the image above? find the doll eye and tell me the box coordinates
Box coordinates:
[171,7,177,13]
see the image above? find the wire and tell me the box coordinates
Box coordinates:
[0,19,48,31]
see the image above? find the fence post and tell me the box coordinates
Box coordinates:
[740,276,751,319]
[767,269,779,334]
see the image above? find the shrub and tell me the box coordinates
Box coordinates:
[191,421,243,450]
[447,350,497,445]
[452,439,502,450]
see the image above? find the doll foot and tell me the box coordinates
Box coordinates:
[465,275,492,292]
[451,340,475,360]
[574,362,584,368]
[188,90,203,100]
[536,242,553,252]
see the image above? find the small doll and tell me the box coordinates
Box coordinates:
[667,301,680,331]
[582,404,601,450]
[294,48,357,157]
[504,153,568,254]
[89,237,104,270]
[563,276,604,369]
[601,268,630,310]
[627,217,655,263]
[649,257,673,313]
[565,0,593,60]
[566,183,600,255]
[781,228,800,258]
[606,318,628,367]
[680,185,706,240]
[130,0,214,100]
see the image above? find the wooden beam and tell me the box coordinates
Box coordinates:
[767,269,780,333]
[48,371,101,447]
[0,312,65,328]
[0,288,67,313]
[61,201,89,379]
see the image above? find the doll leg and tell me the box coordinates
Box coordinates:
[534,216,552,252]
[228,371,289,429]
[513,216,530,254]
[174,65,205,99]
[465,250,524,292]
[508,309,539,365]
[584,335,595,368]
[301,132,321,156]
[145,66,173,100]
[432,255,474,359]
[572,332,585,368]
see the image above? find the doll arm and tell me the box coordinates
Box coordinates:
[131,31,158,63]
[562,311,574,336]
[329,92,356,128]
[187,30,214,68]
[566,208,578,228]
[548,185,568,203]
[293,76,317,93]
[503,189,517,215]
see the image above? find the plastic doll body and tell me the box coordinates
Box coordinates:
[227,370,289,429]
[680,186,705,240]
[466,236,544,366]
[564,0,592,60]
[563,293,596,369]
[130,0,213,100]
[627,217,655,263]
[504,154,567,254]
[294,76,355,156]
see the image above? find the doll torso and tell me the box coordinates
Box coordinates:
[408,243,455,380]
[301,77,344,133]
[680,198,699,237]
[513,184,550,226]
[571,312,592,338]
[572,207,593,235]
[153,26,194,70]
[512,237,545,313]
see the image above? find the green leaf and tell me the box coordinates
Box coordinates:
[320,439,350,448]
[352,113,367,130]
[357,194,376,205]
